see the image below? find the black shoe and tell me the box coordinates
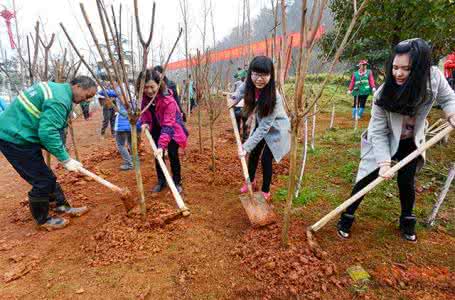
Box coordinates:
[336,213,355,239]
[399,215,417,243]
[175,184,183,193]
[152,182,167,193]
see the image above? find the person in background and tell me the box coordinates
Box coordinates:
[80,101,90,120]
[152,65,186,121]
[337,38,455,243]
[232,69,248,141]
[348,60,376,119]
[98,83,116,138]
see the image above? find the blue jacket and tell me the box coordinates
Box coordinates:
[98,89,140,132]
[0,97,8,113]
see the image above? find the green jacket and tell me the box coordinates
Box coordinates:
[0,82,73,162]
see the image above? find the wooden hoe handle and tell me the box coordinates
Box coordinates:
[310,124,454,233]
[226,96,254,197]
[78,166,123,193]
[144,129,189,212]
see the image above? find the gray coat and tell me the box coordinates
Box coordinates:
[356,66,455,182]
[233,83,291,162]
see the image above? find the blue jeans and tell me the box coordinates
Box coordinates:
[115,131,132,166]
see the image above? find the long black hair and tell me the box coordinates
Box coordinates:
[376,38,432,116]
[244,56,277,117]
[135,69,167,96]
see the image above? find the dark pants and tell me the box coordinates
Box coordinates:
[234,107,248,141]
[353,95,368,108]
[81,103,90,120]
[345,138,418,217]
[152,132,181,185]
[247,139,273,193]
[101,106,115,135]
[0,139,67,224]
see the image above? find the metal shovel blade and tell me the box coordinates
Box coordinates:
[240,192,277,227]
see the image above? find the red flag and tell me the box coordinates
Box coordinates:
[0,9,17,49]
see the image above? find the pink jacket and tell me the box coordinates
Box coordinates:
[140,90,189,149]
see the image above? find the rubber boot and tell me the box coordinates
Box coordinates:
[29,195,50,225]
[352,108,357,119]
[337,213,355,239]
[358,108,365,119]
[399,215,417,242]
[51,183,88,217]
[29,195,69,230]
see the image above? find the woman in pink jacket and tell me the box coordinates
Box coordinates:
[139,70,188,193]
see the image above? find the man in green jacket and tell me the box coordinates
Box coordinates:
[0,76,97,230]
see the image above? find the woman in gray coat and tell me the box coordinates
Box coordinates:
[337,38,455,242]
[235,56,290,200]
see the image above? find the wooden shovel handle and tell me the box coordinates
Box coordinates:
[310,124,454,233]
[226,96,254,197]
[78,166,123,193]
[144,129,188,211]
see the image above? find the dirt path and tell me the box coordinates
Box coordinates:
[0,107,453,299]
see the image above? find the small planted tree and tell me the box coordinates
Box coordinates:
[281,0,370,246]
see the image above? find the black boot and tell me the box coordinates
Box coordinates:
[399,215,417,242]
[49,183,70,207]
[152,181,167,193]
[29,195,50,225]
[337,213,355,239]
[29,195,69,230]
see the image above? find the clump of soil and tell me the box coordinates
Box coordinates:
[82,203,184,267]
[232,220,350,299]
[373,264,455,298]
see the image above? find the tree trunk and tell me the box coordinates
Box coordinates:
[198,105,203,152]
[130,121,146,216]
[209,115,216,172]
[294,116,308,198]
[311,103,317,150]
[329,103,335,129]
[282,116,300,246]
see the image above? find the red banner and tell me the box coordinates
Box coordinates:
[167,27,325,71]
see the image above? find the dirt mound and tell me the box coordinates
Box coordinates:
[232,221,349,299]
[374,264,455,298]
[82,203,185,267]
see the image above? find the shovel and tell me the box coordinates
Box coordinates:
[227,96,276,227]
[306,124,453,252]
[144,129,190,217]
[77,166,136,212]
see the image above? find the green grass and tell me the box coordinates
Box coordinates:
[274,187,318,207]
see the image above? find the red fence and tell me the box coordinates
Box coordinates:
[167,27,325,71]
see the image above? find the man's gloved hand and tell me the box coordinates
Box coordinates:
[63,158,83,172]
